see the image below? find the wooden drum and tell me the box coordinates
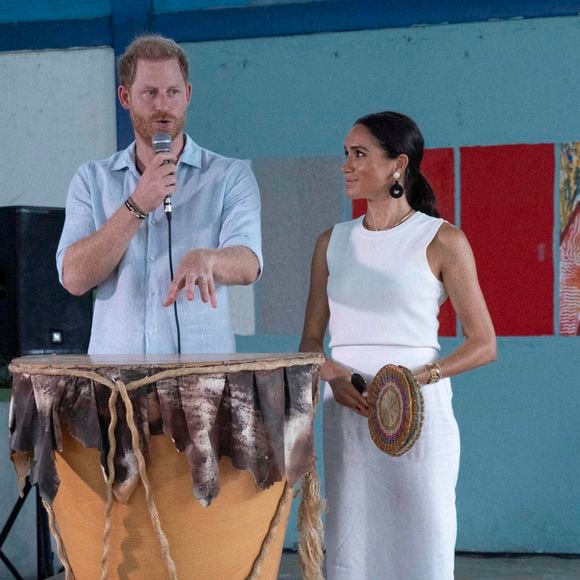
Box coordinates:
[9,353,324,580]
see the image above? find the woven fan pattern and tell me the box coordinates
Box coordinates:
[367,364,424,456]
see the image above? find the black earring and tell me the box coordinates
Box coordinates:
[389,171,404,198]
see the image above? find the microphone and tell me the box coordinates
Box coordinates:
[152,132,173,214]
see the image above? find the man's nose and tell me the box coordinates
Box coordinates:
[153,93,169,109]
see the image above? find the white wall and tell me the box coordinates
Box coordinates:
[0,47,117,208]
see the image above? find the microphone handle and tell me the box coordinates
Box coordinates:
[160,157,172,214]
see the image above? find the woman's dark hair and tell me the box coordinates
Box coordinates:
[355,111,439,217]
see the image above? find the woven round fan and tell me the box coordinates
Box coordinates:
[367,364,424,456]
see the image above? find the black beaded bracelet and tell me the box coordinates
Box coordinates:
[125,196,147,220]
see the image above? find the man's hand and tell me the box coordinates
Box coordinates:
[132,152,177,214]
[164,249,218,308]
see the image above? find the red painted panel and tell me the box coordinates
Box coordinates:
[352,198,366,219]
[422,148,455,223]
[351,148,456,336]
[461,144,554,336]
[423,149,456,336]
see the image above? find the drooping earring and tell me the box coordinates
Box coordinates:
[389,171,404,198]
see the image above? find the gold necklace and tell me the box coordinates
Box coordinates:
[363,208,415,231]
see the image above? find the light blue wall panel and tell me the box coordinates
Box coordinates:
[453,337,580,552]
[184,15,580,160]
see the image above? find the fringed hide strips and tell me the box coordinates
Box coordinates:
[9,353,325,580]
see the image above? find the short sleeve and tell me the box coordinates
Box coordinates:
[218,160,263,277]
[56,163,96,285]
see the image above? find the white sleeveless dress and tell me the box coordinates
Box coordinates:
[324,211,460,580]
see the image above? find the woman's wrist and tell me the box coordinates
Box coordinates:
[413,368,429,385]
[321,360,352,384]
[413,362,443,385]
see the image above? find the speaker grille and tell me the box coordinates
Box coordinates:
[0,206,92,357]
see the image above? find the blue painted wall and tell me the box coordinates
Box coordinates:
[185,17,580,158]
[0,2,578,570]
[0,0,110,23]
[205,17,580,550]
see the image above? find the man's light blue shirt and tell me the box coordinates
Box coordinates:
[57,135,262,355]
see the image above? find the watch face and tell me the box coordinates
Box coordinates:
[428,364,441,383]
[351,373,366,394]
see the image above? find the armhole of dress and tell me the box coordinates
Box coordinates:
[325,225,338,272]
[422,219,447,287]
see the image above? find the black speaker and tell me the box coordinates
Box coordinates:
[0,206,92,357]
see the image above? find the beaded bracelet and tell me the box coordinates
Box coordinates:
[125,196,148,220]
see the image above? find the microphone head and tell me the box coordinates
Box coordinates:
[152,132,172,154]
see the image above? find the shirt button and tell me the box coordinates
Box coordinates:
[147,329,155,336]
[149,255,155,261]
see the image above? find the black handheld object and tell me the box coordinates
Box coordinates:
[351,372,367,394]
[152,132,173,214]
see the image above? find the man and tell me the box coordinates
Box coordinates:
[57,35,262,354]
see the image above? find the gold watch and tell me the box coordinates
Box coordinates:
[426,362,442,384]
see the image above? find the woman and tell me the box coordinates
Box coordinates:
[299,111,496,580]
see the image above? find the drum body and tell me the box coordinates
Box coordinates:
[54,432,291,579]
[9,354,323,580]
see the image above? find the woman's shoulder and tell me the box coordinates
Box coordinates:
[316,216,361,254]
[333,216,363,232]
[432,221,472,257]
[414,210,445,226]
[316,227,334,247]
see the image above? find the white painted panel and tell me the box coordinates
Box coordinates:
[0,47,117,208]
[227,158,257,336]
[228,284,255,336]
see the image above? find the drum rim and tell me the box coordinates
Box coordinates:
[9,352,324,371]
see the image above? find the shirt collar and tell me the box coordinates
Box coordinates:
[180,134,202,168]
[111,133,202,172]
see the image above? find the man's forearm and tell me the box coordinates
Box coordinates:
[62,205,142,296]
[212,246,260,285]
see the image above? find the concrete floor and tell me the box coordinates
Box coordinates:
[44,551,580,579]
[278,551,580,579]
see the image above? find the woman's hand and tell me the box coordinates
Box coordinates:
[322,359,369,416]
[328,376,369,417]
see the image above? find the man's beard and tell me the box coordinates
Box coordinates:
[131,111,186,143]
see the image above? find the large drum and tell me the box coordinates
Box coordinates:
[9,353,324,579]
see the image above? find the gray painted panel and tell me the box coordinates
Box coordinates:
[253,155,343,335]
